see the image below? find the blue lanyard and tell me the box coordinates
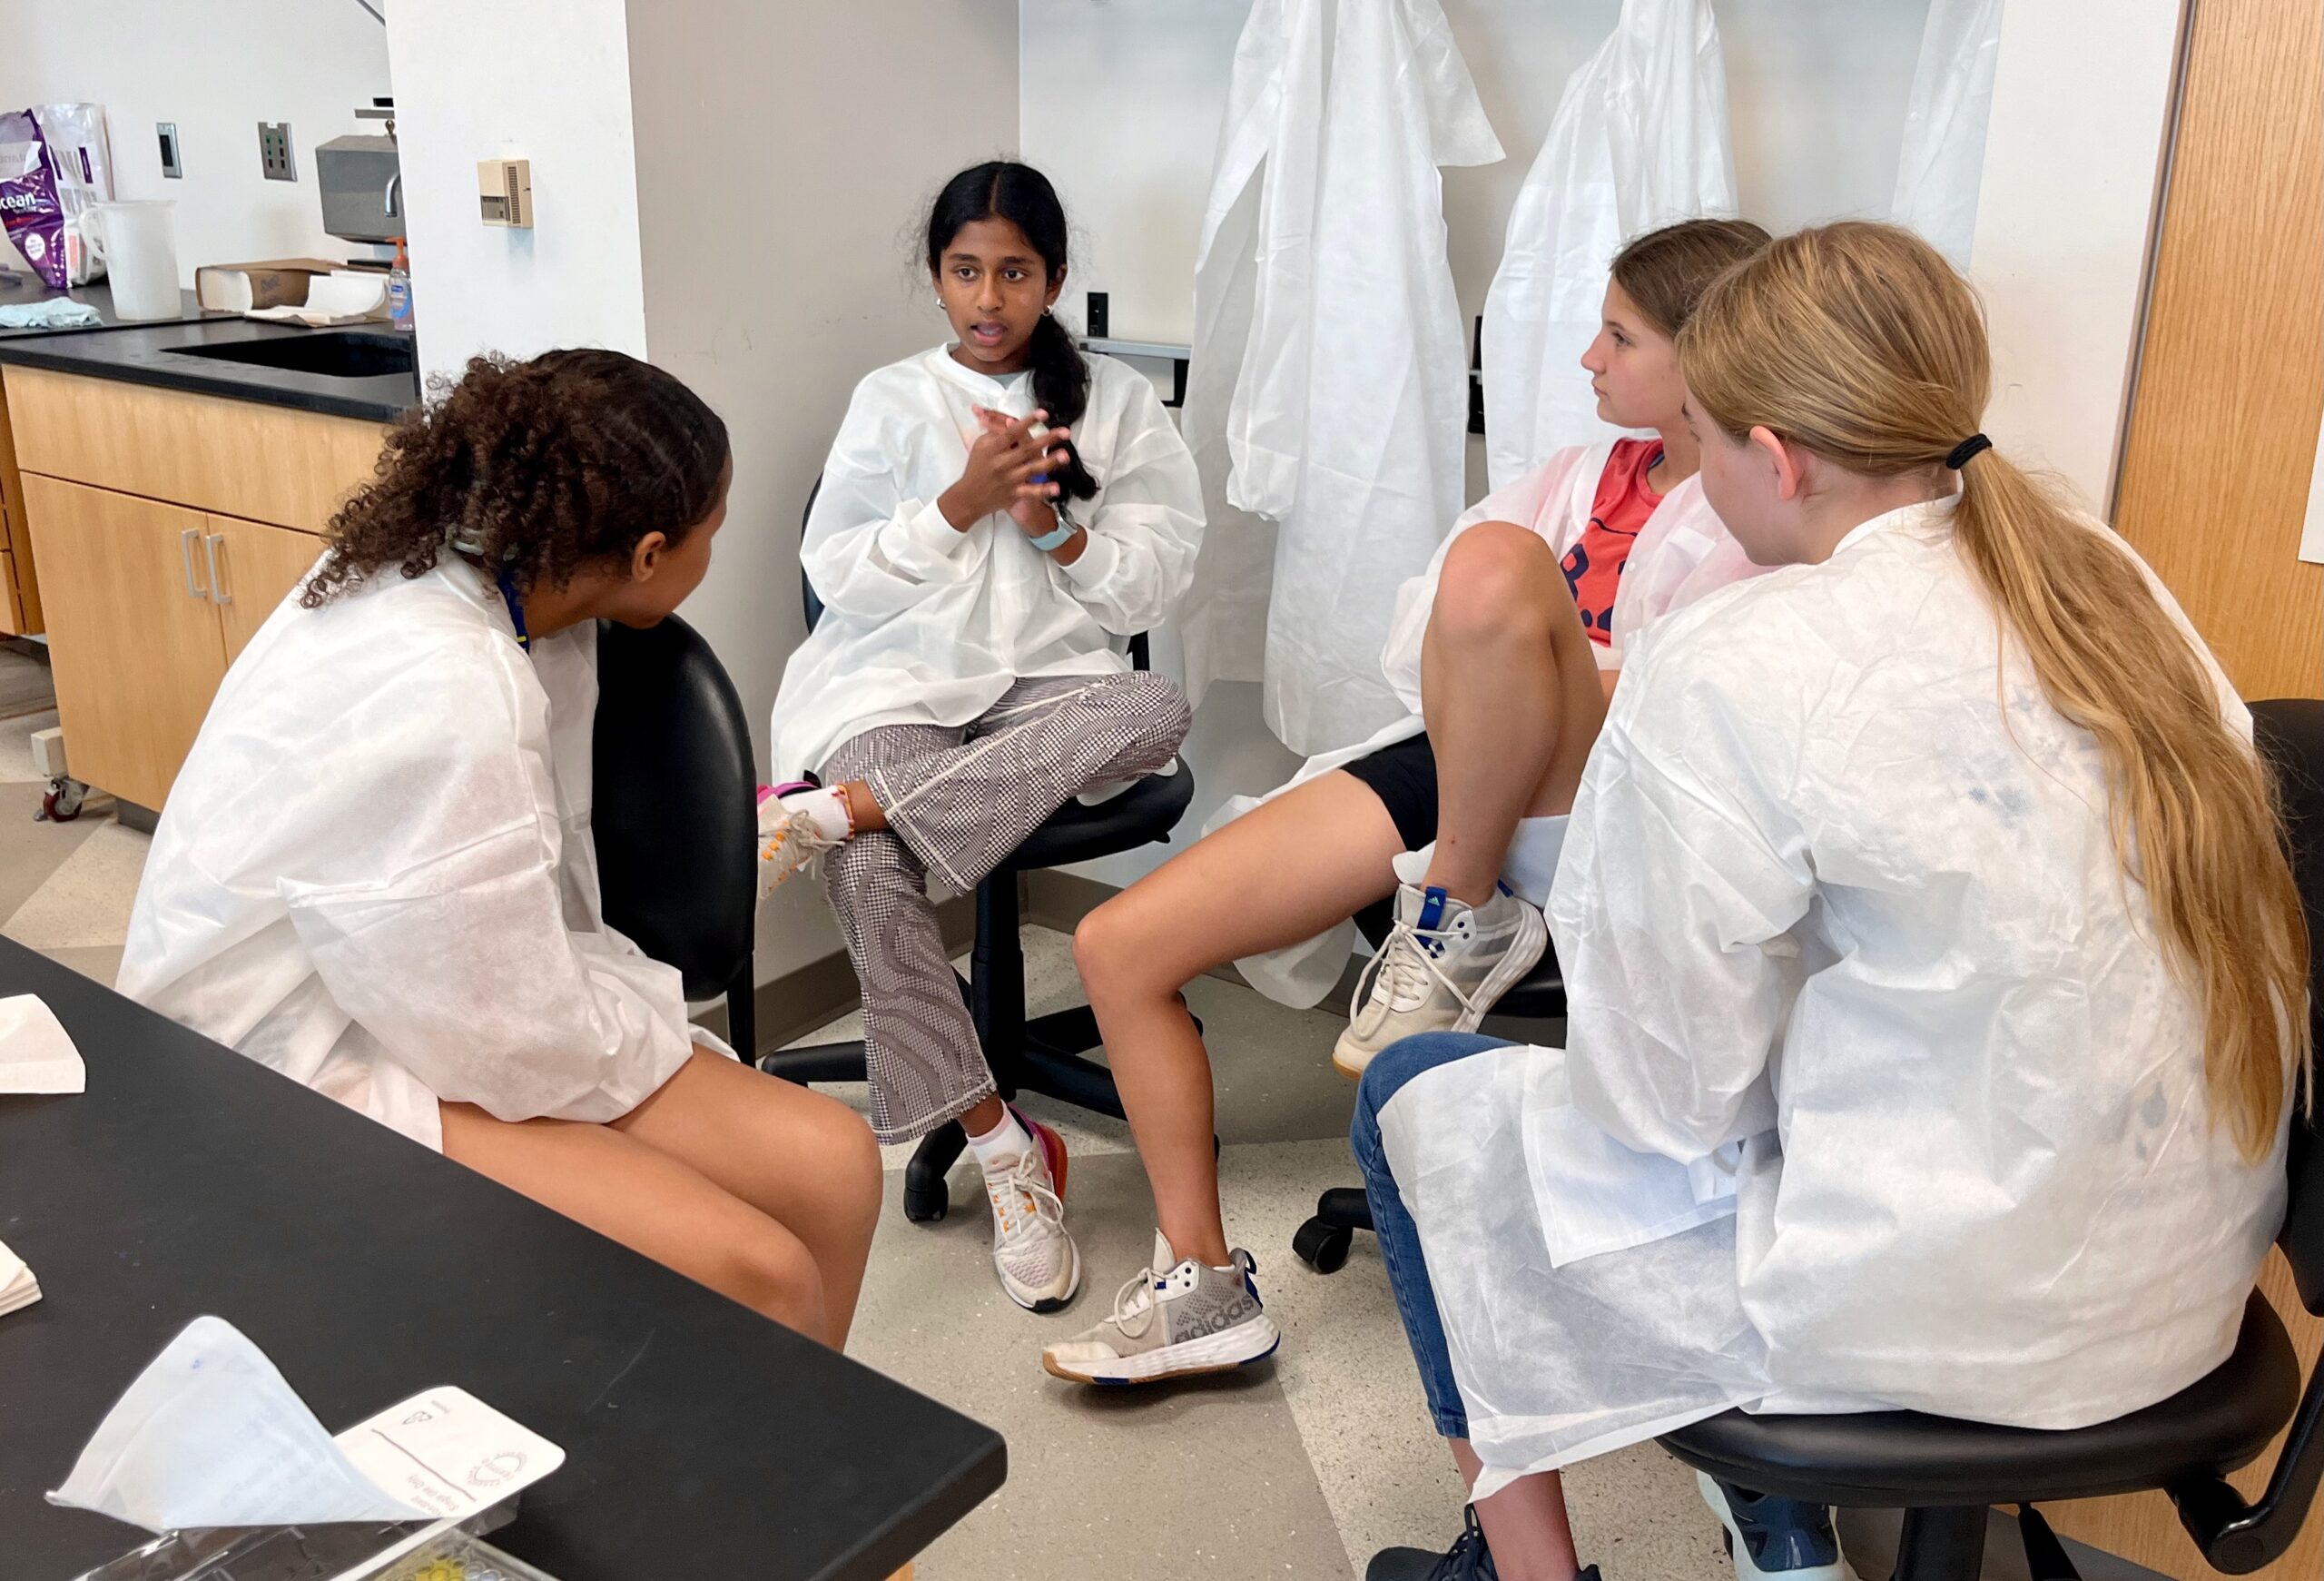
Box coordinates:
[494,566,530,651]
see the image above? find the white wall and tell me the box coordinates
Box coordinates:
[1021,0,1936,889]
[386,0,648,383]
[1968,0,2185,512]
[0,0,391,283]
[1021,0,1932,348]
[627,0,1021,981]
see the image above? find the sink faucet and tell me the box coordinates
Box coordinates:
[384,172,400,218]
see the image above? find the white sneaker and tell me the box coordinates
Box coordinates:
[1333,881,1548,1079]
[1041,1230,1280,1386]
[756,782,845,897]
[983,1112,1081,1314]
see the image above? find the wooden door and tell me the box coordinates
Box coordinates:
[205,515,324,666]
[22,476,227,810]
[2110,0,2324,697]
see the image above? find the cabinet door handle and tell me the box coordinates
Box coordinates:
[180,528,207,599]
[204,533,231,606]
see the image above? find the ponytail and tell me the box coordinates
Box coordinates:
[1681,221,2309,1163]
[926,161,1098,499]
[1950,446,2309,1161]
[1025,309,1097,500]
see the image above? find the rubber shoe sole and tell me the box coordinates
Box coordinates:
[1330,904,1550,1081]
[1041,1312,1282,1386]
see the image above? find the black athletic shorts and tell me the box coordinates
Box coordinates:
[1341,730,1437,947]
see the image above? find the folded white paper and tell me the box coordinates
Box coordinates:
[46,1317,425,1531]
[245,271,387,327]
[0,1235,38,1317]
[0,993,84,1093]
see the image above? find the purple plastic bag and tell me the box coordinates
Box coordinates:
[0,110,69,290]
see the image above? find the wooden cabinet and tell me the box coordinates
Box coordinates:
[207,514,327,665]
[21,477,228,812]
[2,366,385,810]
[0,371,40,634]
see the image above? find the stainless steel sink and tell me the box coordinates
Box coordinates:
[174,331,414,380]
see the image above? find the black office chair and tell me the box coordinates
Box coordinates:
[1656,695,2324,1581]
[760,479,1198,1222]
[592,614,761,1059]
[1293,952,1567,1273]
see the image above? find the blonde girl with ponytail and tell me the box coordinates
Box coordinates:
[1353,221,2306,1581]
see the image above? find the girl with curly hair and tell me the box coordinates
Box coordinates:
[120,349,881,1348]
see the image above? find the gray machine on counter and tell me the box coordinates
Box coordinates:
[316,102,402,245]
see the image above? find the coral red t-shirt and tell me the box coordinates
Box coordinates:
[1558,439,1664,647]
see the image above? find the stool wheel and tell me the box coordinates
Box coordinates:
[903,1178,950,1224]
[1294,1217,1352,1274]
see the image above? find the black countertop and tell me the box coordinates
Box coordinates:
[0,313,419,422]
[0,272,212,335]
[0,937,1008,1581]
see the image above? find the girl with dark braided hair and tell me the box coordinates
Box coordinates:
[120,349,881,1347]
[759,162,1205,1319]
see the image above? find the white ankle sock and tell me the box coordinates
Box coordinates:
[967,1107,1033,1172]
[773,785,853,843]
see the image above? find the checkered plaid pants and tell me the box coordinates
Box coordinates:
[819,671,1192,1143]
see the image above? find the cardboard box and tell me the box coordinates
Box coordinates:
[192,257,342,314]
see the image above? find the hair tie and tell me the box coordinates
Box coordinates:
[1945,433,1992,470]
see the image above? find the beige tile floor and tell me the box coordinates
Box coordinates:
[10,646,2142,1580]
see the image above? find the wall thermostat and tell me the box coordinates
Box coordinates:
[478,158,533,229]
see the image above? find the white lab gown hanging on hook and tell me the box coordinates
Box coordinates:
[1264,0,1502,754]
[1175,0,1325,713]
[1892,0,2004,269]
[1481,0,1737,490]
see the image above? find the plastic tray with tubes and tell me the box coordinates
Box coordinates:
[64,1503,561,1581]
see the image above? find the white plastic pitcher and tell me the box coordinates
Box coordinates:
[96,200,179,321]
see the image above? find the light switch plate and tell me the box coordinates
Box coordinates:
[258,122,295,182]
[157,122,182,179]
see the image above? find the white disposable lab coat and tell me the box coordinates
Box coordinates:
[1379,499,2288,1495]
[1216,441,1756,1007]
[769,348,1204,779]
[1176,0,1501,756]
[118,562,712,1152]
[1892,0,2005,269]
[1481,0,1737,489]
[1176,0,1324,712]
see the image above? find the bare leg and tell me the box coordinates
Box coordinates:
[1419,521,1609,906]
[1076,770,1405,1267]
[441,1082,846,1344]
[1452,1439,1581,1581]
[610,1049,883,1346]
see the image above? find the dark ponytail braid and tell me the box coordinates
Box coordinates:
[925,161,1098,500]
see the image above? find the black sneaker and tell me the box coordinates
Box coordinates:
[1697,1472,1858,1580]
[1367,1505,1605,1581]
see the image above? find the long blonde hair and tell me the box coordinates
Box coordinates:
[1679,221,2308,1162]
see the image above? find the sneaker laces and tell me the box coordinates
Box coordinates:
[1353,915,1479,1027]
[1104,1265,1168,1342]
[985,1151,1065,1244]
[758,805,845,882]
[1430,1506,1495,1581]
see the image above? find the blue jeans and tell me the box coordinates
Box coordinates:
[1351,1031,1512,1440]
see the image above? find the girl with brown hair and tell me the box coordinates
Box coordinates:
[1051,218,1768,1388]
[1354,221,2308,1581]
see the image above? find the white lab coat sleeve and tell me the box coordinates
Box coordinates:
[1551,651,1808,1162]
[801,382,982,622]
[1054,374,1206,635]
[279,677,695,1125]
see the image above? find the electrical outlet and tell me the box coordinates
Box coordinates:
[257,122,295,183]
[1087,291,1110,340]
[157,123,182,179]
